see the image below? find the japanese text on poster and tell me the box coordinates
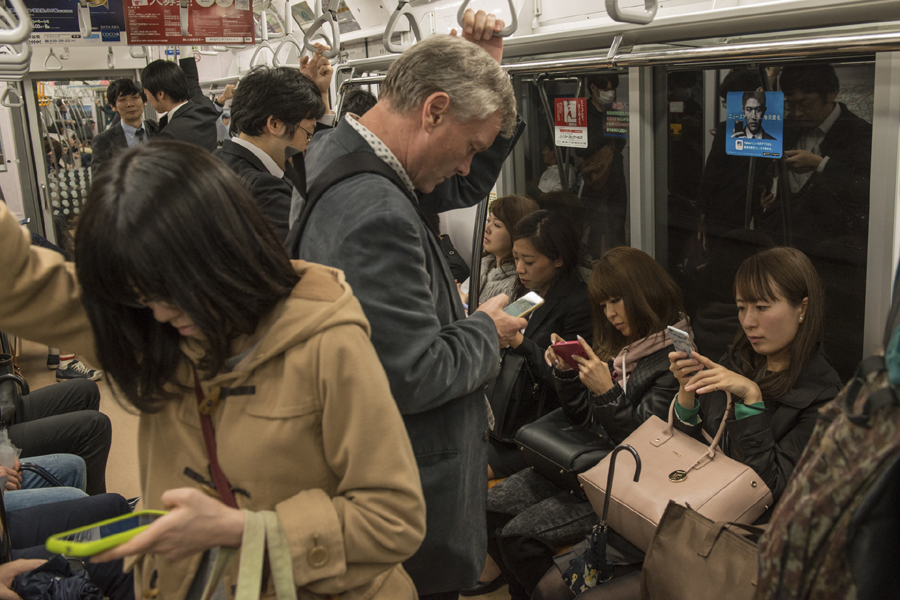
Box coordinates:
[124,0,254,45]
[726,91,784,158]
[554,97,587,149]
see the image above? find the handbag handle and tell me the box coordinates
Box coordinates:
[664,392,734,462]
[698,520,767,558]
[201,511,298,600]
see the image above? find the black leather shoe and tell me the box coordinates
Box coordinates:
[460,574,506,597]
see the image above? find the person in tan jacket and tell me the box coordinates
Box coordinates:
[0,141,426,600]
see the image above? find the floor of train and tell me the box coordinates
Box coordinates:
[17,339,511,600]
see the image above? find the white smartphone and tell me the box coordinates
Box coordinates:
[667,325,694,356]
[503,292,544,319]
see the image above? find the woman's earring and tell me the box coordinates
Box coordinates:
[799,317,804,323]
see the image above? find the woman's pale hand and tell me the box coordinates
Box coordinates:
[668,351,704,388]
[92,488,245,563]
[545,333,571,370]
[684,353,763,405]
[572,336,614,396]
[0,559,46,600]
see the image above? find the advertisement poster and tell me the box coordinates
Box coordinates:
[28,0,127,45]
[124,0,254,45]
[726,91,784,158]
[554,97,587,149]
[605,101,629,138]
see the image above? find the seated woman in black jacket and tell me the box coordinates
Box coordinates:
[670,246,842,502]
[488,209,592,479]
[484,247,687,600]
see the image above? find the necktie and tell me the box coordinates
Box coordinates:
[135,128,145,144]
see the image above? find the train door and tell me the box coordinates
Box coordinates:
[22,70,142,248]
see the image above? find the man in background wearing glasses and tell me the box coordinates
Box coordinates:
[214,54,332,243]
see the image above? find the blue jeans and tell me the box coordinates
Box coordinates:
[3,454,88,512]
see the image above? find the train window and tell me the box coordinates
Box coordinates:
[658,62,875,380]
[515,71,631,262]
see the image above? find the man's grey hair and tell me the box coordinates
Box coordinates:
[380,35,517,137]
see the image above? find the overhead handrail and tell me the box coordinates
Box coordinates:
[180,0,190,36]
[383,0,422,54]
[129,45,150,59]
[0,83,22,107]
[107,46,115,69]
[605,0,657,25]
[0,42,31,68]
[457,0,517,37]
[44,47,63,71]
[273,36,303,67]
[303,0,340,59]
[259,0,286,40]
[249,42,275,67]
[0,0,31,45]
[77,0,91,37]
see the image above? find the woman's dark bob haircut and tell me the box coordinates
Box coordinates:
[512,209,580,294]
[589,246,684,360]
[729,246,824,399]
[74,140,299,412]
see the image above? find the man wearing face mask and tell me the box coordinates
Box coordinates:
[576,74,627,259]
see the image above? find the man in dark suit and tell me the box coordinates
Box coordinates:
[732,91,777,140]
[91,78,159,176]
[759,64,872,250]
[213,67,324,242]
[141,58,219,152]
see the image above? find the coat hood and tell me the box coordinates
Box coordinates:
[181,260,370,386]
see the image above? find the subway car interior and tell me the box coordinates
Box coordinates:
[0,0,899,597]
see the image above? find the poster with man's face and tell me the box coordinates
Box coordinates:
[726,91,784,158]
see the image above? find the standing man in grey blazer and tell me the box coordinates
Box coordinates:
[90,79,158,176]
[297,12,525,600]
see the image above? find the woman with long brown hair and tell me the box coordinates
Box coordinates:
[670,246,842,500]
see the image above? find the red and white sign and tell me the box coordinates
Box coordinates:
[554,97,588,148]
[124,0,255,46]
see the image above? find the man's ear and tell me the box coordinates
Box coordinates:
[265,115,283,137]
[421,92,451,133]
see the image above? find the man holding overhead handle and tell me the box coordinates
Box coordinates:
[294,10,526,600]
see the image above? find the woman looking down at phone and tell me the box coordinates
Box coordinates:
[669,247,842,502]
[487,210,591,479]
[458,194,539,306]
[486,247,686,600]
[0,142,426,600]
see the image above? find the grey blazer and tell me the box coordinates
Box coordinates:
[298,117,524,595]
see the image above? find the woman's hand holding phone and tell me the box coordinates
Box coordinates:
[671,351,764,406]
[545,333,572,371]
[92,488,245,563]
[571,336,614,396]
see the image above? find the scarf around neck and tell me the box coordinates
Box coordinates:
[612,316,691,394]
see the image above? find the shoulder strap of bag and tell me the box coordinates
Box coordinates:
[192,368,238,509]
[285,152,424,259]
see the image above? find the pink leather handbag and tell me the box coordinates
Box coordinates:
[578,394,773,552]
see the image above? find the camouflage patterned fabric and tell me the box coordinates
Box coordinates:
[755,356,900,599]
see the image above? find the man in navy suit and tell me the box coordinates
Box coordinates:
[90,79,158,176]
[141,58,219,152]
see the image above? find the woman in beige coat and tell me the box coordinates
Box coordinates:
[0,141,426,599]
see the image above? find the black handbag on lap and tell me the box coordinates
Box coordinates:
[486,350,547,443]
[515,407,614,499]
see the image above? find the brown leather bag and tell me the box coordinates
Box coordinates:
[578,394,772,551]
[580,144,614,191]
[640,501,762,600]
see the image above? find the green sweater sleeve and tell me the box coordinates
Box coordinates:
[673,396,701,425]
[734,402,766,420]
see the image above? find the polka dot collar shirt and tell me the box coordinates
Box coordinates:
[345,114,417,196]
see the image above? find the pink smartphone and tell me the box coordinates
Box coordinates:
[552,340,588,371]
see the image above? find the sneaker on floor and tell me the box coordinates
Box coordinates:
[46,353,59,370]
[56,359,104,382]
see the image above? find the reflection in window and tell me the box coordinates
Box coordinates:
[666,62,874,380]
